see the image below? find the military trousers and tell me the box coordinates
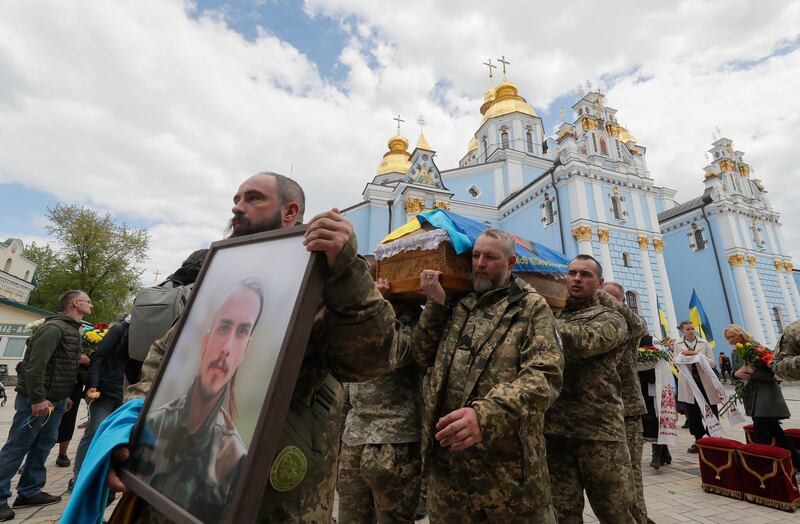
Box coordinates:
[427,459,557,523]
[546,436,635,524]
[625,417,649,524]
[337,442,421,524]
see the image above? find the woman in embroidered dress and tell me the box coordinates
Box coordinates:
[726,324,800,470]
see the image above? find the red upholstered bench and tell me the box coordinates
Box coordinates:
[696,437,744,499]
[742,423,776,445]
[737,443,800,512]
[785,428,800,451]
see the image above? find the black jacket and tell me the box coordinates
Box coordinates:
[86,321,129,401]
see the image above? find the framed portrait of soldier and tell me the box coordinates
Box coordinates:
[120,225,324,524]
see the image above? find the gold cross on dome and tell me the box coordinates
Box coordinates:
[497,55,510,77]
[393,114,405,134]
[482,59,497,82]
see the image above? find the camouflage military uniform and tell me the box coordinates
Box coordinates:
[544,292,634,524]
[131,380,245,523]
[410,276,563,522]
[773,320,800,381]
[338,303,423,524]
[598,291,650,524]
[115,235,402,523]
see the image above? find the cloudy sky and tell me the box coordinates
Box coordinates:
[1,0,799,286]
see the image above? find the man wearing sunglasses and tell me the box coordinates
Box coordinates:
[0,290,92,521]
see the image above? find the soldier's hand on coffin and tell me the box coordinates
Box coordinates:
[304,208,354,268]
[376,278,391,298]
[419,269,446,306]
[106,445,130,492]
[435,407,483,451]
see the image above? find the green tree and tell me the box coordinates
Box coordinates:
[27,203,150,321]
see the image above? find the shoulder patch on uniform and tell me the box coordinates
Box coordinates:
[602,322,617,340]
[270,445,307,492]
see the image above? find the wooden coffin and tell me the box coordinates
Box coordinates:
[375,227,567,309]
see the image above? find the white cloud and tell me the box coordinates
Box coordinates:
[1,0,799,285]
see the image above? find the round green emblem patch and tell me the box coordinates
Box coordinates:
[602,322,617,340]
[270,446,307,492]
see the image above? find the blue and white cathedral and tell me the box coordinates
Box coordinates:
[341,66,799,356]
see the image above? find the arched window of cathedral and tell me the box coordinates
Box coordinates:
[482,136,488,160]
[3,258,11,273]
[541,193,556,226]
[622,252,630,267]
[578,108,583,116]
[773,307,785,333]
[689,223,706,251]
[611,193,624,220]
[501,129,510,149]
[751,220,764,249]
[526,130,534,153]
[24,270,30,281]
[599,136,608,156]
[591,133,598,153]
[625,291,639,315]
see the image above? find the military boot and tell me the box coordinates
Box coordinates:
[661,446,672,465]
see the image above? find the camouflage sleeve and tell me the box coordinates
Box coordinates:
[556,309,628,362]
[471,295,564,444]
[596,290,647,340]
[125,324,177,401]
[772,321,800,380]
[388,302,422,370]
[320,234,399,383]
[410,300,451,368]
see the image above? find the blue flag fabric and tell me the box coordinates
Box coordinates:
[415,209,569,275]
[689,289,715,348]
[62,399,144,524]
[657,298,669,339]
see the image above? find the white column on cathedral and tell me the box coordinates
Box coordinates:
[637,236,661,334]
[748,255,776,345]
[572,226,594,255]
[597,228,614,280]
[653,239,678,337]
[784,261,800,320]
[729,254,765,342]
[774,260,798,320]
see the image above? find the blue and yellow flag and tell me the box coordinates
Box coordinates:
[657,298,669,339]
[689,289,715,348]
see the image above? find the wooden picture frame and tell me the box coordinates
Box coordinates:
[120,225,324,524]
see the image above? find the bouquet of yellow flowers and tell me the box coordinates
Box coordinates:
[80,323,109,357]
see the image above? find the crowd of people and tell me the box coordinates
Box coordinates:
[0,171,798,523]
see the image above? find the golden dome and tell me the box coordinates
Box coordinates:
[482,81,536,121]
[618,126,637,144]
[479,86,496,115]
[376,135,412,176]
[467,136,478,152]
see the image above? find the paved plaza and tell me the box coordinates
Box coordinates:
[0,384,798,523]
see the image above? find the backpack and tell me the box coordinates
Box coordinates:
[128,280,192,361]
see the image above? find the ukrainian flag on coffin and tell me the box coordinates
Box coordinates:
[381,209,569,276]
[688,289,715,348]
